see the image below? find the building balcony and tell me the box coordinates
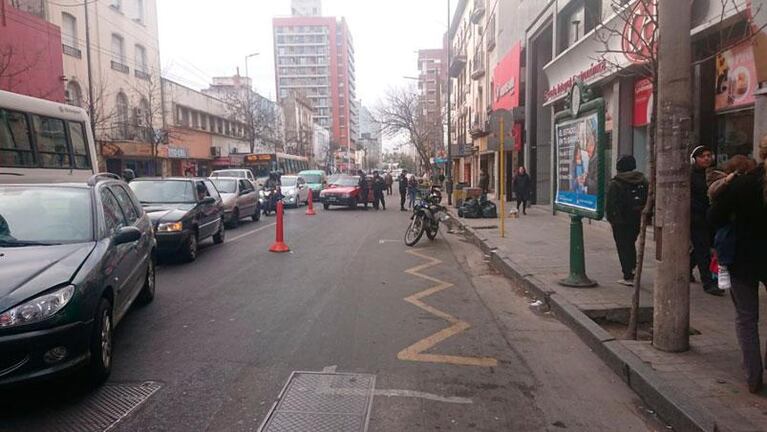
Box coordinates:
[470,0,485,24]
[62,44,81,59]
[135,69,151,80]
[469,117,490,139]
[449,53,467,78]
[111,61,129,74]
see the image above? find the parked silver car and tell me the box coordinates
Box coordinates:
[280,175,310,208]
[210,177,260,227]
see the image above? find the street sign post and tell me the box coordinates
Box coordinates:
[553,81,606,287]
[489,109,513,238]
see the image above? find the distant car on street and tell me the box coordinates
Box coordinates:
[280,175,310,208]
[129,177,225,261]
[210,177,260,227]
[210,169,258,188]
[319,175,374,210]
[297,170,327,201]
[0,174,156,386]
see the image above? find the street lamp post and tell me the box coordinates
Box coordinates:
[446,0,453,205]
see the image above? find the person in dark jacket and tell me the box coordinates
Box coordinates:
[479,168,490,199]
[605,155,648,286]
[384,172,393,195]
[690,145,722,295]
[398,170,408,211]
[357,170,369,210]
[372,171,386,210]
[512,166,532,215]
[708,137,767,394]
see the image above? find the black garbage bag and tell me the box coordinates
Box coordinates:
[459,198,481,218]
[480,200,497,218]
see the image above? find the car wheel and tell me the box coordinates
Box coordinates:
[137,257,156,305]
[323,202,330,210]
[230,209,239,228]
[88,298,113,384]
[213,219,225,244]
[183,232,198,262]
[252,205,261,222]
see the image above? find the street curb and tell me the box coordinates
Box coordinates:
[447,212,726,432]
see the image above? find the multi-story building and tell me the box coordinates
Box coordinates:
[417,48,447,157]
[203,74,285,156]
[273,5,357,170]
[14,0,163,176]
[1,1,65,102]
[281,94,314,159]
[161,78,249,176]
[357,103,382,170]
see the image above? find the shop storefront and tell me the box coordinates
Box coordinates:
[102,141,162,177]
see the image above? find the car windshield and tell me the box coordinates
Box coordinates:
[301,174,322,183]
[130,180,195,203]
[0,187,92,244]
[212,170,245,178]
[332,176,359,187]
[281,177,297,187]
[210,179,237,194]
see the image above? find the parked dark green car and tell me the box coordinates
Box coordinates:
[0,174,156,386]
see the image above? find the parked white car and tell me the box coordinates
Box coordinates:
[210,177,260,227]
[280,175,310,208]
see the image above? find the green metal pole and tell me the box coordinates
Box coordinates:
[560,215,597,287]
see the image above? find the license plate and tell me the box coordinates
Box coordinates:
[328,196,337,202]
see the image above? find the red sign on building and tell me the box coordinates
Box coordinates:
[633,78,653,127]
[493,42,522,111]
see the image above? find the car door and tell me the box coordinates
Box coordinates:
[238,179,256,217]
[99,187,138,322]
[195,180,217,240]
[110,184,151,302]
[203,179,224,236]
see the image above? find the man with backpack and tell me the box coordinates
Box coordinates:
[606,155,648,286]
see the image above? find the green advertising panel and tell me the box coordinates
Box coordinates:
[553,82,606,221]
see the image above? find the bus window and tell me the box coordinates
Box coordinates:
[0,109,35,167]
[68,121,91,169]
[32,115,71,168]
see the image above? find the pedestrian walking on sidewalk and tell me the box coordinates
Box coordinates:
[606,155,648,286]
[399,170,408,211]
[690,145,723,296]
[385,172,393,196]
[407,175,418,209]
[512,166,532,215]
[479,168,490,200]
[708,136,767,394]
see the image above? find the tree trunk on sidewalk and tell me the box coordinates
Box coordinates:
[652,0,692,352]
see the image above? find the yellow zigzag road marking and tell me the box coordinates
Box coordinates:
[397,249,498,367]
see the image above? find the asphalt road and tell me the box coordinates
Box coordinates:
[0,200,667,431]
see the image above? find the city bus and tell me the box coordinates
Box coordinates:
[243,152,310,178]
[0,90,98,183]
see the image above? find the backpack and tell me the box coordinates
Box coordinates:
[623,182,648,216]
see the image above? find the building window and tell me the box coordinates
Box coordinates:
[135,44,147,72]
[111,0,122,12]
[115,92,129,139]
[111,34,125,64]
[66,81,82,107]
[61,13,78,49]
[135,0,145,23]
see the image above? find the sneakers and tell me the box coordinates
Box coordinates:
[718,265,732,290]
[704,286,726,296]
[617,278,634,287]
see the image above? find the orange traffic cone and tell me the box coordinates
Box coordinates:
[306,188,316,216]
[269,201,290,253]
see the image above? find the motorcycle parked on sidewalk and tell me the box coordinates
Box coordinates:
[404,186,448,246]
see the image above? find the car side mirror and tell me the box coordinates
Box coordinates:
[114,226,141,245]
[201,196,216,205]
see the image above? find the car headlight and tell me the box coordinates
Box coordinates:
[0,285,75,328]
[157,221,183,232]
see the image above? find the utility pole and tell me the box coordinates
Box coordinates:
[446,0,453,205]
[653,0,692,352]
[84,1,96,144]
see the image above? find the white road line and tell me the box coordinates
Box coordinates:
[372,389,473,404]
[228,223,276,242]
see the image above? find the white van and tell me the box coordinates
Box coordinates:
[0,90,98,183]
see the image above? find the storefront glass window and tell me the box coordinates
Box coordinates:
[716,110,754,167]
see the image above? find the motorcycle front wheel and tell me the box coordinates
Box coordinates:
[404,213,426,246]
[426,221,439,240]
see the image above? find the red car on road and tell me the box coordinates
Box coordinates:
[320,175,374,209]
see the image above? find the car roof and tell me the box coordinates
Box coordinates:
[0,182,91,189]
[131,177,207,181]
[209,177,242,181]
[298,170,323,174]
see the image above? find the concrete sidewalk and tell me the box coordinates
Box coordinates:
[447,202,767,432]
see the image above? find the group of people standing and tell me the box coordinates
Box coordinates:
[397,170,421,211]
[357,170,388,210]
[477,167,533,214]
[605,140,767,394]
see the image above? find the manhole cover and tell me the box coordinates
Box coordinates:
[259,372,375,432]
[1,381,161,432]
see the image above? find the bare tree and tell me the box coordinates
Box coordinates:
[225,90,283,154]
[375,87,440,173]
[130,76,170,175]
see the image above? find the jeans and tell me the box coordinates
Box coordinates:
[400,191,407,209]
[516,199,528,213]
[730,275,767,388]
[611,222,640,280]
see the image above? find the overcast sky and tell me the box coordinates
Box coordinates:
[157,0,451,112]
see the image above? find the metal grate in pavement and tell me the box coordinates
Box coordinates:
[259,372,375,432]
[2,381,161,432]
